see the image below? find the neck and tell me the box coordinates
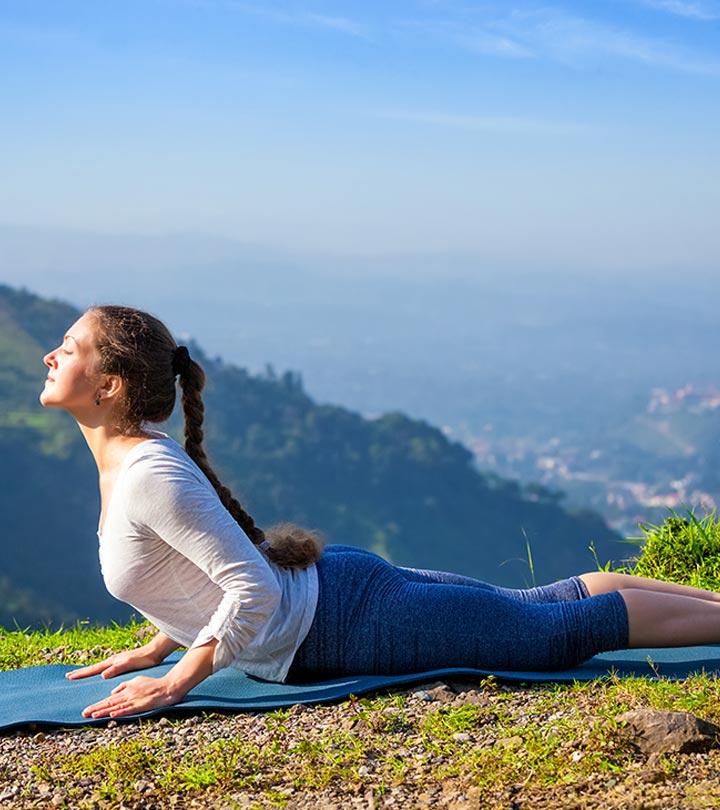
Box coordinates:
[77,422,157,477]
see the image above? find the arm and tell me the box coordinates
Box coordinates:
[67,630,184,682]
[146,630,183,663]
[130,456,282,674]
[82,637,219,719]
[161,636,218,701]
[81,456,281,718]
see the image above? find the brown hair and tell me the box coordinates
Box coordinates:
[87,304,325,569]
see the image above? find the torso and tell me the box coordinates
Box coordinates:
[98,473,120,538]
[97,434,161,537]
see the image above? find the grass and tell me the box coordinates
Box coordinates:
[122,678,720,794]
[616,508,720,590]
[0,615,162,672]
[13,668,720,807]
[5,509,720,808]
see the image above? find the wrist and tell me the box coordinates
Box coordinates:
[143,638,164,664]
[145,645,165,666]
[161,641,217,703]
[160,674,189,704]
[145,631,181,664]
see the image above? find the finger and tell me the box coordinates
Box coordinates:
[66,661,111,680]
[108,702,137,717]
[82,697,119,716]
[82,702,106,717]
[89,708,113,718]
[66,670,90,680]
[101,667,121,679]
[111,682,128,694]
[93,700,132,719]
[83,698,122,718]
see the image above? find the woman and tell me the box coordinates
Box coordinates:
[39,305,720,721]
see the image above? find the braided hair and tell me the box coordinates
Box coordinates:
[87,304,325,569]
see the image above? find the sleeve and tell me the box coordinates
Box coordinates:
[124,454,282,674]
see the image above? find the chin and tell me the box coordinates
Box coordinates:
[39,390,56,407]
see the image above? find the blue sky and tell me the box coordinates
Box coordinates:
[1,0,719,274]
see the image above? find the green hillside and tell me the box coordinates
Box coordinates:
[0,283,624,628]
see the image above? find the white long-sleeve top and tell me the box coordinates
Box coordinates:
[97,429,319,683]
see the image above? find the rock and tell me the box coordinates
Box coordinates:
[641,752,668,783]
[498,735,523,750]
[134,625,157,641]
[452,732,472,742]
[424,682,456,704]
[456,690,490,707]
[617,708,720,755]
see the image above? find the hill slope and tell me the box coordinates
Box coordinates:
[0,283,624,627]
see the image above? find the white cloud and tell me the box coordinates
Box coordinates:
[0,21,83,49]
[523,9,720,74]
[407,7,720,76]
[639,0,720,20]
[303,12,370,39]
[221,2,371,39]
[375,109,588,135]
[455,30,534,58]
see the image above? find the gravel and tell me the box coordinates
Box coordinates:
[2,679,720,809]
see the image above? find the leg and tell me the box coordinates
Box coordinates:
[396,564,588,603]
[580,571,720,604]
[620,589,720,647]
[399,568,720,644]
[324,545,587,602]
[289,548,629,678]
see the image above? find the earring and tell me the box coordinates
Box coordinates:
[95,396,101,406]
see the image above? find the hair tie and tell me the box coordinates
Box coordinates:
[172,345,191,377]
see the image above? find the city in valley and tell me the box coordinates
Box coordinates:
[455,383,720,542]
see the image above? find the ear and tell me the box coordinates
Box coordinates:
[99,373,125,402]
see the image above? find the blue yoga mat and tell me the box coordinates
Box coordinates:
[2,646,720,732]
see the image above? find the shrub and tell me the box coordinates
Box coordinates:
[615,508,720,590]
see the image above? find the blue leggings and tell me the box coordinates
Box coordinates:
[286,544,629,680]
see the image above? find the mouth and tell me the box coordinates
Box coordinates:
[45,376,54,382]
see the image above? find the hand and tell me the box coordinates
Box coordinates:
[81,675,181,719]
[65,646,161,681]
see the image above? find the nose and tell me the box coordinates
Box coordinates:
[44,350,57,370]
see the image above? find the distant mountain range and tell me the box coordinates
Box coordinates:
[0,283,625,629]
[2,224,719,546]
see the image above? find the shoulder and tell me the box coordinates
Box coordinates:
[122,440,214,510]
[119,440,245,540]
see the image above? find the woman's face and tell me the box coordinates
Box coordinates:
[40,311,105,414]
